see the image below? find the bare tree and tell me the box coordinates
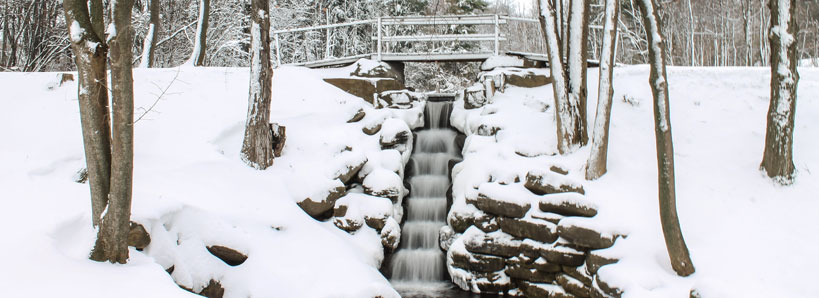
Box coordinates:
[761,0,799,184]
[189,0,210,66]
[241,0,280,169]
[586,0,619,180]
[566,0,590,145]
[538,0,585,154]
[637,0,696,277]
[64,0,135,264]
[139,0,160,68]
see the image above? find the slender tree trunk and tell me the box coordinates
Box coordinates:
[761,0,799,184]
[189,0,210,66]
[63,0,112,228]
[744,0,753,66]
[586,0,619,180]
[687,0,695,66]
[538,0,584,154]
[566,0,590,145]
[241,0,276,169]
[637,0,696,277]
[140,0,160,68]
[90,0,135,264]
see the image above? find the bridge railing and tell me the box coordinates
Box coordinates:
[272,14,550,67]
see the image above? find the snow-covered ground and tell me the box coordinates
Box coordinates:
[0,64,816,297]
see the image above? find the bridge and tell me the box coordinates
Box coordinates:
[272,14,553,68]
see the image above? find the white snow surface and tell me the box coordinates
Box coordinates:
[449,65,819,297]
[0,65,421,298]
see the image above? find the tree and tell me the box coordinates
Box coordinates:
[241,0,280,169]
[64,0,135,264]
[760,0,799,184]
[537,0,586,154]
[189,0,210,66]
[139,0,160,68]
[566,0,590,145]
[586,0,619,180]
[637,0,695,277]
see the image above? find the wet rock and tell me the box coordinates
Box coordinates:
[557,273,592,297]
[463,230,522,258]
[525,170,585,195]
[127,221,151,250]
[498,217,558,243]
[586,251,619,276]
[297,180,347,220]
[540,243,586,267]
[557,222,617,249]
[451,248,507,272]
[538,193,597,217]
[206,245,248,266]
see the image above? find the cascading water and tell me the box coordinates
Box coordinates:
[390,100,458,295]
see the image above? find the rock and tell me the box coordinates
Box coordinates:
[525,170,585,195]
[378,90,425,109]
[451,248,507,272]
[463,230,522,258]
[557,222,617,249]
[550,165,570,175]
[498,217,558,243]
[468,186,531,218]
[350,59,404,82]
[73,168,88,184]
[206,245,248,266]
[562,265,593,287]
[462,84,488,109]
[297,180,347,220]
[363,168,404,202]
[364,215,388,231]
[271,123,286,158]
[531,211,564,224]
[380,217,401,252]
[540,243,586,267]
[593,275,622,298]
[333,213,363,232]
[505,264,556,283]
[334,155,367,184]
[557,273,592,297]
[517,281,570,298]
[538,193,597,217]
[127,221,151,250]
[532,257,563,273]
[455,134,466,151]
[505,71,551,88]
[448,209,475,233]
[473,271,513,293]
[324,77,404,105]
[199,279,225,298]
[476,124,501,136]
[363,123,382,135]
[347,109,366,123]
[58,73,75,86]
[473,211,500,233]
[586,251,619,276]
[439,225,458,251]
[380,130,410,150]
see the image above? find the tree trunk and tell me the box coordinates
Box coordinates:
[687,0,695,65]
[566,0,590,145]
[586,0,619,180]
[89,0,105,38]
[241,0,276,170]
[63,0,112,228]
[139,0,160,68]
[189,0,210,66]
[538,0,584,154]
[637,0,696,277]
[89,0,135,264]
[761,0,799,184]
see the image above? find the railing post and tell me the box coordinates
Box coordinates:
[494,14,500,56]
[275,32,282,66]
[377,17,383,61]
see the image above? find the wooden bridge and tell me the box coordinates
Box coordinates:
[272,14,552,68]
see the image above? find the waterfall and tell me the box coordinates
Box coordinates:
[390,100,457,291]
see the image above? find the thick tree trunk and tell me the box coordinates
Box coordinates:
[89,0,135,264]
[140,0,160,68]
[189,0,210,66]
[89,0,105,38]
[63,0,112,228]
[586,0,619,180]
[241,0,277,170]
[566,0,590,145]
[638,0,696,277]
[761,0,799,184]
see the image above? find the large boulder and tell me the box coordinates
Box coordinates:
[296,179,347,220]
[473,271,513,293]
[557,219,618,249]
[333,193,393,232]
[468,183,532,218]
[460,83,488,109]
[127,221,151,250]
[451,247,507,273]
[462,228,522,258]
[593,275,623,298]
[379,119,412,150]
[525,170,585,195]
[363,168,404,202]
[539,193,598,218]
[380,217,401,252]
[497,216,558,243]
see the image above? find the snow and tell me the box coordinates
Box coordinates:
[480,55,526,71]
[448,65,819,297]
[70,21,83,43]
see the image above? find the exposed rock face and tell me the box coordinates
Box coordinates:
[206,245,248,266]
[127,221,151,250]
[324,77,404,105]
[350,60,404,83]
[498,217,558,243]
[557,222,618,249]
[448,209,475,233]
[586,251,619,276]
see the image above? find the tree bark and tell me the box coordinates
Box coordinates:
[140,0,160,68]
[637,0,696,277]
[586,0,619,180]
[566,0,590,145]
[89,0,135,264]
[241,0,276,170]
[63,0,112,228]
[761,0,799,184]
[189,0,210,66]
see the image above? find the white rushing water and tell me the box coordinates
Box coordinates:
[391,101,457,289]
